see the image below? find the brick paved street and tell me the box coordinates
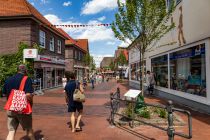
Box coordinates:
[0,80,210,140]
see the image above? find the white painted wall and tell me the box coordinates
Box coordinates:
[128,0,210,105]
[146,0,210,58]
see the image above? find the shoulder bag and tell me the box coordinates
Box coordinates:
[4,76,32,114]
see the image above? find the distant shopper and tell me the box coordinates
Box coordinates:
[62,76,67,89]
[3,64,35,140]
[90,76,95,89]
[146,71,156,95]
[83,77,87,89]
[65,72,84,132]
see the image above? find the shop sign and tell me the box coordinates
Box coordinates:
[23,49,38,59]
[35,55,65,64]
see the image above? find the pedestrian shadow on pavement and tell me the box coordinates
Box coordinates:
[20,130,44,140]
[116,125,156,140]
[67,121,85,128]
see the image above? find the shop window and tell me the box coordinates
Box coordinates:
[74,50,77,59]
[57,40,62,54]
[151,55,168,88]
[130,61,146,82]
[50,37,54,51]
[39,30,45,48]
[170,44,206,97]
[139,60,146,82]
[78,52,81,60]
[130,63,137,81]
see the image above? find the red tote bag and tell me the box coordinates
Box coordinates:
[4,76,32,114]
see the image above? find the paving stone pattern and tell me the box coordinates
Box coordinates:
[0,80,210,140]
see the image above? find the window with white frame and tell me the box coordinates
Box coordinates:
[50,37,54,51]
[151,55,168,88]
[57,40,62,54]
[130,60,146,82]
[170,44,206,97]
[39,30,46,48]
[151,43,206,97]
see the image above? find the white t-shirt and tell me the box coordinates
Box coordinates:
[62,78,67,88]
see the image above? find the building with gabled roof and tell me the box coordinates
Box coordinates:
[65,38,89,80]
[0,0,69,89]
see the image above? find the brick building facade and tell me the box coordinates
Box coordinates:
[65,39,89,81]
[0,0,68,89]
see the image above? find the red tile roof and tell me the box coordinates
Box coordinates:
[0,0,68,39]
[75,39,89,53]
[63,35,88,53]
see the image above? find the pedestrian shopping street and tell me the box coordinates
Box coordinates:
[0,80,210,140]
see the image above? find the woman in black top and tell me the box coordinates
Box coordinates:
[65,72,84,132]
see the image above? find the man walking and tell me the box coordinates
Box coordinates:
[3,64,35,140]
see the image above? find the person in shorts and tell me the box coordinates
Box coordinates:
[3,64,35,140]
[65,72,84,132]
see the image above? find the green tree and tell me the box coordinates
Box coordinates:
[82,53,96,71]
[112,0,175,94]
[109,61,115,71]
[117,51,127,66]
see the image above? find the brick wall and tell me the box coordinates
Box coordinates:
[65,45,86,72]
[0,19,65,60]
[0,19,32,55]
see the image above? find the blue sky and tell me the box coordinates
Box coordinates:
[28,0,128,66]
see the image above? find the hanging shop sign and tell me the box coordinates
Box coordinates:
[23,49,38,59]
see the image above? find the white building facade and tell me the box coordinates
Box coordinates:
[128,0,210,113]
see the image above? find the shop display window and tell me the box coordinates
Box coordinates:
[170,44,206,97]
[130,61,146,81]
[151,55,168,88]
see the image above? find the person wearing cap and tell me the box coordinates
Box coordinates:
[3,64,35,140]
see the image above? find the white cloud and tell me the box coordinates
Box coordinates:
[40,0,49,4]
[30,2,35,5]
[98,16,106,21]
[107,41,115,45]
[45,14,115,42]
[92,54,113,67]
[63,1,72,7]
[81,0,117,15]
[76,20,115,42]
[81,0,126,15]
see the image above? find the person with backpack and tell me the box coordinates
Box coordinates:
[3,64,35,140]
[65,72,84,133]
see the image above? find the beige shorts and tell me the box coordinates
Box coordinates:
[7,111,32,131]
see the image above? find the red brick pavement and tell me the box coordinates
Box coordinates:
[0,80,210,140]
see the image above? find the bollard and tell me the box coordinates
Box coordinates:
[117,87,120,110]
[110,93,114,125]
[167,100,175,140]
[131,98,135,128]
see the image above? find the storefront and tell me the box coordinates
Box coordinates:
[151,43,206,97]
[129,39,210,113]
[34,55,65,89]
[74,65,88,81]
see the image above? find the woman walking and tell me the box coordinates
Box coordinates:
[65,72,84,132]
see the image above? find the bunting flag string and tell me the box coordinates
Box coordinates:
[50,23,112,28]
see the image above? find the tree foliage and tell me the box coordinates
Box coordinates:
[0,42,42,90]
[109,61,115,71]
[112,0,175,92]
[117,51,128,66]
[82,53,96,71]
